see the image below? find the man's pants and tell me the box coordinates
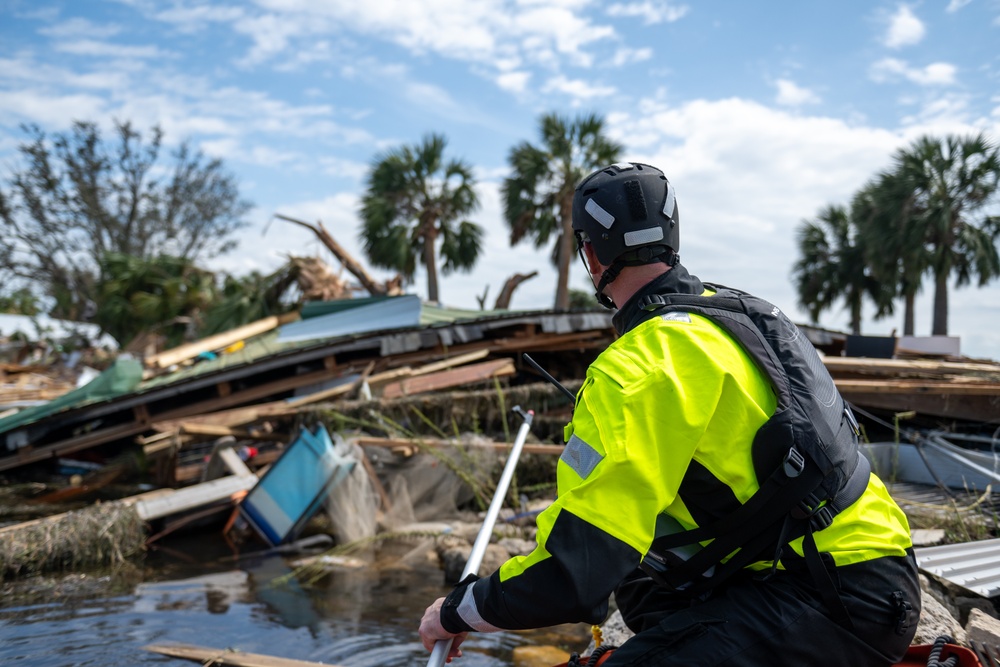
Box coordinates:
[605,551,920,666]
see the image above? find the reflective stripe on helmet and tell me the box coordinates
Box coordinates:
[662,183,676,222]
[624,227,664,247]
[585,198,615,229]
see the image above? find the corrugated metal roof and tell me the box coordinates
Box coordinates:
[0,298,611,438]
[916,538,1000,598]
[277,295,422,343]
[140,298,500,389]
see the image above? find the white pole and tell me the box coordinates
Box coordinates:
[427,406,534,667]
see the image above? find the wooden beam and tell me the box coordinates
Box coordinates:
[150,401,294,433]
[133,474,257,521]
[145,314,296,369]
[834,379,1000,395]
[143,643,342,667]
[0,421,147,473]
[411,348,489,375]
[824,356,1000,378]
[380,358,515,399]
[288,352,493,408]
[218,447,253,477]
[178,422,286,441]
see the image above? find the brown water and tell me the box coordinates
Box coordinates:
[0,534,591,667]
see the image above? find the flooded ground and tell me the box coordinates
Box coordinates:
[0,532,592,667]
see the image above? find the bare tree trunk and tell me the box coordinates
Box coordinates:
[494,271,538,310]
[554,199,574,310]
[932,270,949,335]
[274,214,390,297]
[903,291,915,336]
[850,296,862,335]
[423,223,440,304]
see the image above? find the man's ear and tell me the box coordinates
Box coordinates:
[582,242,602,273]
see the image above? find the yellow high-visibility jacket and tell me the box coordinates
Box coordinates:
[440,266,911,634]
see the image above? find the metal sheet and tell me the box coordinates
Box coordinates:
[916,538,1000,598]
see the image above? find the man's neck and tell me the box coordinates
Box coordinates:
[606,263,671,307]
[610,262,705,335]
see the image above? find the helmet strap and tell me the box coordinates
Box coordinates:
[594,264,622,309]
[592,248,678,309]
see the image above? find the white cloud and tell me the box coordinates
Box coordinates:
[153,4,246,32]
[898,93,976,130]
[611,47,653,67]
[144,1,618,75]
[0,90,109,129]
[946,0,971,12]
[883,5,926,49]
[774,79,821,107]
[606,1,689,25]
[870,58,958,86]
[497,70,532,93]
[541,75,617,103]
[604,98,906,313]
[38,18,122,39]
[53,39,172,60]
[0,54,133,92]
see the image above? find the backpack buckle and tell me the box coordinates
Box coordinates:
[791,491,835,531]
[782,447,805,478]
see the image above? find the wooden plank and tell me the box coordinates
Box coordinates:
[219,447,253,477]
[380,358,515,399]
[134,474,257,521]
[824,357,1000,377]
[411,348,489,375]
[285,373,383,408]
[287,352,494,407]
[178,422,285,441]
[143,643,341,667]
[145,314,295,369]
[0,421,147,473]
[150,401,294,433]
[834,379,1000,395]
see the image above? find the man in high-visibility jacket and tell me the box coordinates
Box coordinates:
[420,162,920,666]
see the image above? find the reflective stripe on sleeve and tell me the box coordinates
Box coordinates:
[561,433,604,480]
[457,584,502,633]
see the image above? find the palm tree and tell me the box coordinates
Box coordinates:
[792,205,893,334]
[852,174,929,336]
[94,253,215,347]
[359,134,482,304]
[888,134,1000,335]
[502,113,623,310]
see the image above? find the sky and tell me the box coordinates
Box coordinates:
[1,0,999,359]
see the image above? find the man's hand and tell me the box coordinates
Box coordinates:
[419,596,468,662]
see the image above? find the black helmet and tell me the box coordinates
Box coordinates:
[572,162,679,266]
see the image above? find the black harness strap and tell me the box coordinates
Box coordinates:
[633,286,870,629]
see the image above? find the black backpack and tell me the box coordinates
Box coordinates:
[633,285,870,626]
